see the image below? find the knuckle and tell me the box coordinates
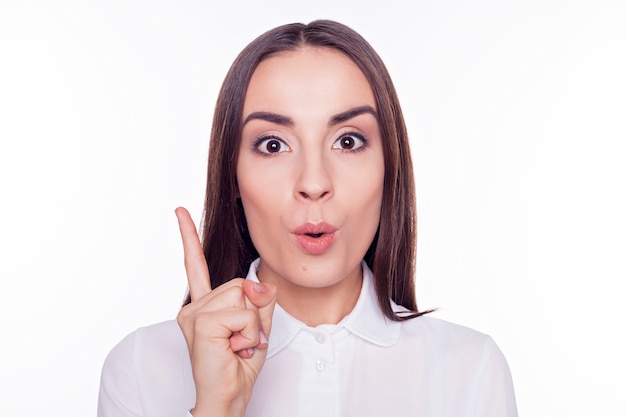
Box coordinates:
[242,330,259,347]
[217,286,245,307]
[220,277,245,289]
[242,308,259,324]
[177,307,190,324]
[224,284,244,295]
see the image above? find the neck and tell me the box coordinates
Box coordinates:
[258,264,363,327]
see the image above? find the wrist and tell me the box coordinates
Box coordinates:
[190,400,247,417]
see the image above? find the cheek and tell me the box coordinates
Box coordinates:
[237,184,271,256]
[236,160,289,238]
[360,174,384,227]
[338,157,385,232]
[343,153,384,203]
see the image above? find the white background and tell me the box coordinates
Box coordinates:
[1,1,624,415]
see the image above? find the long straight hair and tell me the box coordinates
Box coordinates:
[186,20,430,321]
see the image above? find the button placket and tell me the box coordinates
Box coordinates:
[303,330,334,375]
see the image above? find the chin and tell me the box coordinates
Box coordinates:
[289,256,361,288]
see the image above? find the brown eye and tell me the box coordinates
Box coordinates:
[340,136,355,149]
[266,139,281,153]
[332,133,366,151]
[255,136,290,155]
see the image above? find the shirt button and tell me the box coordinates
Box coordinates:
[314,333,326,344]
[315,360,326,372]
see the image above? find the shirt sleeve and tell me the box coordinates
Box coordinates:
[97,322,195,417]
[474,337,519,417]
[97,331,144,417]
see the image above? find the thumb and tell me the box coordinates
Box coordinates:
[243,281,277,337]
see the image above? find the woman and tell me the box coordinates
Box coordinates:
[98,20,518,417]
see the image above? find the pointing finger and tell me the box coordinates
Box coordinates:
[175,207,211,300]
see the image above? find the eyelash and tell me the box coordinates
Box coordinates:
[252,135,290,156]
[251,131,369,156]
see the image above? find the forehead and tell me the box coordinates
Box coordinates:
[243,47,376,117]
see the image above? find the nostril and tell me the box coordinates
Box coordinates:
[297,187,332,200]
[299,190,330,200]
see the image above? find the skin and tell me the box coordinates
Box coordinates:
[176,46,384,417]
[176,207,277,417]
[238,47,384,326]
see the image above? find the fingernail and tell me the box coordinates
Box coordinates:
[259,330,268,344]
[253,282,264,293]
[246,348,255,357]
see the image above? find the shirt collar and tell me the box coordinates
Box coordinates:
[245,259,401,358]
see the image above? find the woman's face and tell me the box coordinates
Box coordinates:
[237,47,384,292]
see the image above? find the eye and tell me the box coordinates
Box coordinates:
[332,133,367,151]
[254,136,290,155]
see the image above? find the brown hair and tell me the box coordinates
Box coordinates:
[186,20,430,321]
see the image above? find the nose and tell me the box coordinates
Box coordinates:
[295,151,333,201]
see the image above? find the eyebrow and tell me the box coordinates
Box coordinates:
[242,105,378,128]
[328,105,378,126]
[243,112,294,127]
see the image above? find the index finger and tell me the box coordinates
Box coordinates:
[175,207,211,300]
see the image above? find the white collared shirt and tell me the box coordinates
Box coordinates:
[98,260,518,417]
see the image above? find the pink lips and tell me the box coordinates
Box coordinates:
[292,222,337,255]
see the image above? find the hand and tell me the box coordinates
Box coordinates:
[175,207,277,417]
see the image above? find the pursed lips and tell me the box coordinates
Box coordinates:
[292,222,338,255]
[292,222,338,236]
